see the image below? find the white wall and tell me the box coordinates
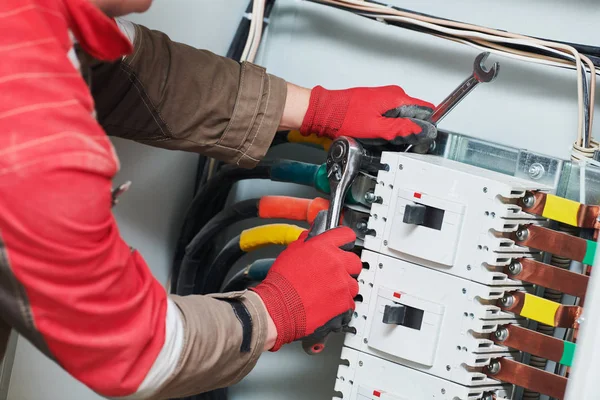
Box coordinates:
[6,1,599,400]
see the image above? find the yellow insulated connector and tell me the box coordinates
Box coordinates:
[239,224,306,252]
[542,194,580,227]
[520,293,561,327]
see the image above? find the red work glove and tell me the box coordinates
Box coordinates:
[300,85,436,145]
[251,227,362,351]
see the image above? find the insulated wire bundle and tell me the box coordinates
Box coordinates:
[298,0,599,160]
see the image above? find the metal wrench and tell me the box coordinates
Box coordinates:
[301,136,364,355]
[428,52,500,125]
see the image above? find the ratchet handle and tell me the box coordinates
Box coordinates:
[307,209,328,239]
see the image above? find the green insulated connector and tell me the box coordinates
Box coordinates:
[314,164,330,194]
[583,240,597,265]
[559,341,576,367]
[313,164,359,204]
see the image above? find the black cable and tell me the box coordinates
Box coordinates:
[222,269,254,293]
[201,235,247,294]
[171,162,273,293]
[175,199,260,296]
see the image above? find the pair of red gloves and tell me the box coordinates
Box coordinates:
[253,85,434,351]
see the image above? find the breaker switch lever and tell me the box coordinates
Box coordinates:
[403,204,427,225]
[383,305,407,325]
[382,303,424,330]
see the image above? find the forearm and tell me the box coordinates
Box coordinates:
[89,20,288,168]
[151,292,273,399]
[279,83,311,131]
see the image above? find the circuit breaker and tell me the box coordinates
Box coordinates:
[334,152,554,400]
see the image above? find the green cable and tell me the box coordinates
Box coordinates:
[559,341,576,367]
[270,160,361,205]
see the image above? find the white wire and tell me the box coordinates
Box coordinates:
[248,0,266,62]
[316,0,591,143]
[438,37,575,70]
[241,0,260,62]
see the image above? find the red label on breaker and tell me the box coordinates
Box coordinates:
[413,192,422,199]
[373,390,381,397]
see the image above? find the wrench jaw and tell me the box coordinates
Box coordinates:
[473,51,500,83]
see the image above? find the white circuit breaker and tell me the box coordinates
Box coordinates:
[365,152,551,285]
[334,152,554,400]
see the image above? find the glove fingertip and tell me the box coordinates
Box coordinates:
[344,253,364,276]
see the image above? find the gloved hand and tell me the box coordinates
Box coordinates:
[300,85,436,145]
[251,227,362,351]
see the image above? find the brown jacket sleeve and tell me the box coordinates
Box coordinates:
[88,23,287,168]
[152,292,268,399]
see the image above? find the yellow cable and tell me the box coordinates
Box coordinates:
[239,224,306,252]
[287,130,332,151]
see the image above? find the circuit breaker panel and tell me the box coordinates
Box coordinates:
[334,151,590,400]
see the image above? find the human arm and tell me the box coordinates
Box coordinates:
[0,1,359,398]
[87,20,436,167]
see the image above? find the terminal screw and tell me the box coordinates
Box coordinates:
[507,261,522,276]
[522,192,536,208]
[500,294,515,308]
[486,361,501,375]
[364,191,382,204]
[494,327,508,342]
[355,221,369,233]
[515,228,529,241]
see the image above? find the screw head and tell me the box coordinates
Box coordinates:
[358,361,363,367]
[522,192,536,208]
[355,221,369,233]
[383,240,388,246]
[446,365,451,371]
[500,294,515,308]
[363,338,368,344]
[494,327,509,342]
[399,164,404,170]
[486,361,501,375]
[528,162,545,180]
[467,265,472,271]
[483,187,488,193]
[507,261,523,276]
[515,227,529,241]
[462,288,467,294]
[378,263,383,269]
[364,191,376,203]
[441,389,446,394]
